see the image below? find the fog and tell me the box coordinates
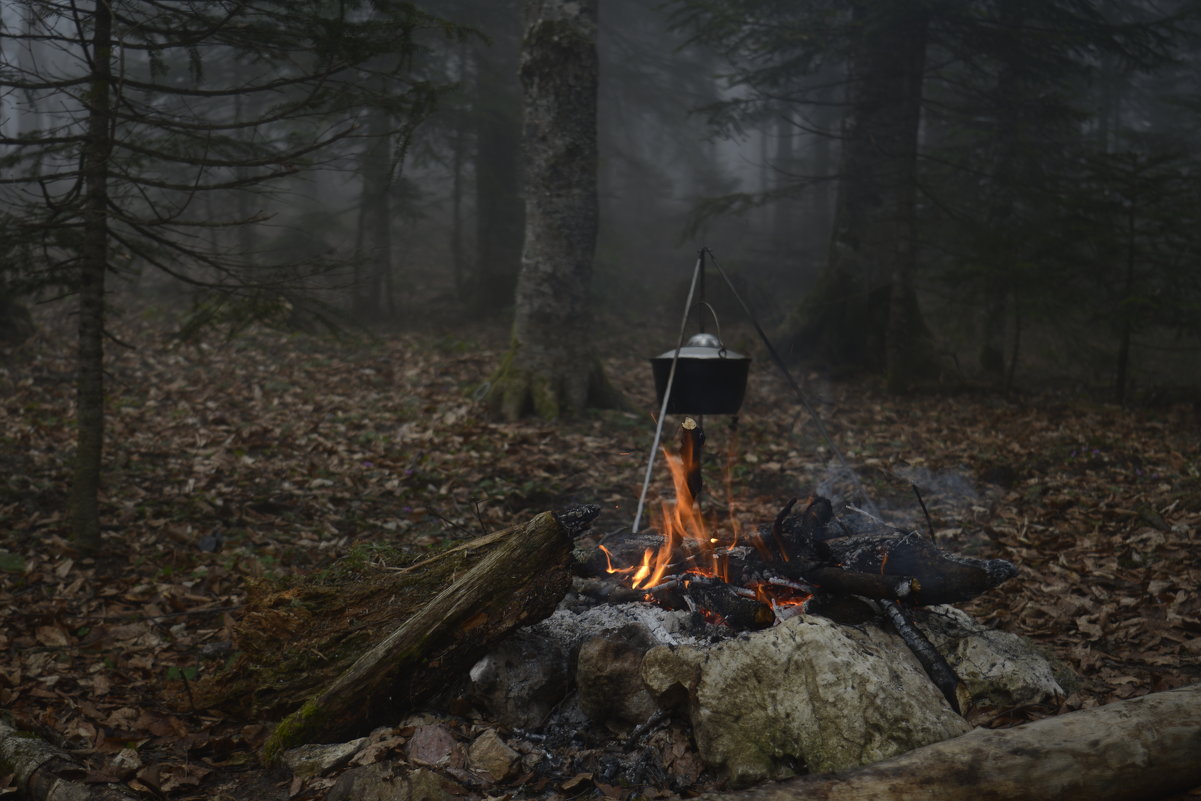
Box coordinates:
[2,0,1199,393]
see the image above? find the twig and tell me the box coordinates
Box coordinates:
[625,709,670,750]
[912,484,936,544]
[770,497,798,558]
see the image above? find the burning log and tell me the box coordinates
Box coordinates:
[259,511,573,763]
[681,416,705,503]
[577,496,1016,622]
[699,683,1201,801]
[678,574,773,630]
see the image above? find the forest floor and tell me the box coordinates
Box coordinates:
[1,303,1199,800]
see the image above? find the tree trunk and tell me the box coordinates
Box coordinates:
[451,41,471,302]
[699,683,1201,801]
[471,3,524,315]
[260,511,571,762]
[355,100,393,320]
[783,2,934,378]
[772,110,794,254]
[1114,193,1137,404]
[16,3,42,138]
[69,0,114,552]
[484,0,622,421]
[883,5,935,392]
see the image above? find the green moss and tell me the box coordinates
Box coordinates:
[530,372,559,420]
[259,697,324,765]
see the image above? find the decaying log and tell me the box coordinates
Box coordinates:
[700,683,1201,801]
[0,718,145,801]
[259,511,571,763]
[186,506,596,721]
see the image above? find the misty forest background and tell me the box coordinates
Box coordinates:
[2,5,1201,794]
[2,0,1201,551]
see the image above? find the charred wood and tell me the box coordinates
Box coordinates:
[879,600,970,715]
[555,503,601,538]
[803,566,919,601]
[680,575,773,630]
[816,527,1017,605]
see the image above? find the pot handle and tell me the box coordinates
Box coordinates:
[690,301,727,355]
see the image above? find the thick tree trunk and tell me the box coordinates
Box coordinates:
[883,4,936,392]
[783,3,935,379]
[260,512,571,762]
[484,0,622,421]
[471,3,524,315]
[700,683,1201,801]
[69,0,114,552]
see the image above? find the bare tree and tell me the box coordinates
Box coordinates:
[0,0,459,549]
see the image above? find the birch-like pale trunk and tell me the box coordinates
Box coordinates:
[486,0,621,420]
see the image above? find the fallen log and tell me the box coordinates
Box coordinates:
[0,718,144,801]
[259,510,571,763]
[698,683,1201,801]
[184,506,595,721]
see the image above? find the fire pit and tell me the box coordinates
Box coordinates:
[460,418,1059,789]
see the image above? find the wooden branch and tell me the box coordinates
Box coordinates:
[681,416,704,503]
[0,718,145,801]
[700,683,1201,801]
[260,511,571,763]
[878,600,969,715]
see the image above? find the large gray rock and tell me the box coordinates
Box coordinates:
[915,605,1067,708]
[576,624,660,728]
[467,629,570,729]
[642,615,971,786]
[469,602,721,729]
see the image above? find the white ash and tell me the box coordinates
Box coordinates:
[531,599,731,650]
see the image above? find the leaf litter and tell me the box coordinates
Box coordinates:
[1,304,1198,799]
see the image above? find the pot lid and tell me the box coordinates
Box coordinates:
[654,332,748,361]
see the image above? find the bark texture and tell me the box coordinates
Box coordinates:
[355,98,394,319]
[260,511,571,762]
[700,683,1201,801]
[0,718,143,801]
[485,0,622,421]
[69,0,114,551]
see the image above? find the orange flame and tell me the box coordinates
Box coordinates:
[657,447,727,581]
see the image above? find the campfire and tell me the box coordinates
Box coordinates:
[222,250,1073,795]
[571,415,1018,714]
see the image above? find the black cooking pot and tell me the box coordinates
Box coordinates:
[651,333,750,415]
